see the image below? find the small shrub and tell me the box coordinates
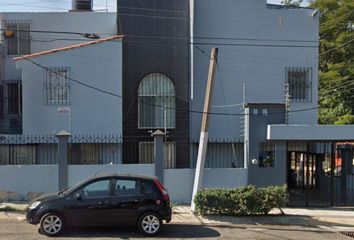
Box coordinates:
[194,185,288,216]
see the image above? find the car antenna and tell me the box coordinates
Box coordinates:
[94,162,113,176]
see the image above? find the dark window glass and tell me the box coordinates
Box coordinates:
[7,82,21,115]
[142,180,158,195]
[81,180,110,198]
[114,179,139,196]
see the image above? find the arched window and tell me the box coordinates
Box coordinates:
[138,73,175,129]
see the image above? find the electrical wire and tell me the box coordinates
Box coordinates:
[18,54,323,116]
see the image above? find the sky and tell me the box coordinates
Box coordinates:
[0,0,309,12]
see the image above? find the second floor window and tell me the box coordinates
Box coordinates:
[4,21,31,55]
[138,73,176,129]
[44,67,70,105]
[286,67,312,102]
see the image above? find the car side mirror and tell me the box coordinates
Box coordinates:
[74,191,82,201]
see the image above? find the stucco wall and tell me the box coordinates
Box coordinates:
[0,12,116,81]
[0,165,58,200]
[15,40,122,135]
[0,165,247,203]
[191,0,319,139]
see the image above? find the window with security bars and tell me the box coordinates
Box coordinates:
[286,67,312,102]
[259,142,275,168]
[4,21,31,55]
[139,141,176,169]
[44,67,70,105]
[138,73,175,129]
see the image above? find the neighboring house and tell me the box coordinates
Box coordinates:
[0,11,116,134]
[14,36,123,136]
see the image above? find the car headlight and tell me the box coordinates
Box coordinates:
[28,201,41,210]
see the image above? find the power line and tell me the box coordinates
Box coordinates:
[19,54,321,117]
[20,55,123,99]
[319,39,354,56]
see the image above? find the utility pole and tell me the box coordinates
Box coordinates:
[191,48,218,212]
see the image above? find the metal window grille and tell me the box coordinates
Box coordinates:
[286,67,312,102]
[4,21,31,56]
[69,143,122,165]
[138,73,176,129]
[259,142,275,168]
[191,142,244,168]
[138,141,176,169]
[44,67,70,105]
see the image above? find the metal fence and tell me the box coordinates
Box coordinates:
[0,134,245,169]
[287,141,354,207]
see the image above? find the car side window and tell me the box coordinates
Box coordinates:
[81,179,111,198]
[142,180,158,195]
[114,179,139,196]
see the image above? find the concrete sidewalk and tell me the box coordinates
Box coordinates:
[173,205,354,232]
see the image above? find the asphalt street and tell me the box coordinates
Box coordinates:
[0,218,349,240]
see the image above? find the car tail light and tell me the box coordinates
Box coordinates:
[154,179,170,201]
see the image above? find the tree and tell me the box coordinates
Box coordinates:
[281,0,303,7]
[309,0,354,124]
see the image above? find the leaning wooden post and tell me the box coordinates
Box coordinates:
[191,48,218,212]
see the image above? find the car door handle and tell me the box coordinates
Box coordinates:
[98,201,109,205]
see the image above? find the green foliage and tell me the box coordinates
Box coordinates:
[193,185,288,216]
[309,0,354,124]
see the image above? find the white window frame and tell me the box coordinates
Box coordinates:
[138,73,176,129]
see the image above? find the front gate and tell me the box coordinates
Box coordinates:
[287,142,354,207]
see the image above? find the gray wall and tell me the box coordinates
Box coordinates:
[15,40,122,135]
[191,0,319,140]
[0,165,247,203]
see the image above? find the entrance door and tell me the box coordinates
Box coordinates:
[288,151,325,206]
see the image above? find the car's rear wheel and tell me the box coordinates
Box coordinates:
[40,213,64,236]
[138,212,162,236]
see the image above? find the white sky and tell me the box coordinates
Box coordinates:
[0,0,309,12]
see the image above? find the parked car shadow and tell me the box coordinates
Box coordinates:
[38,224,221,238]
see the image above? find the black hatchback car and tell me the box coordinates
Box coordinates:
[26,174,172,236]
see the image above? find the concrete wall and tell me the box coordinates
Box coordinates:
[0,164,247,203]
[67,164,155,186]
[0,12,116,82]
[0,165,58,200]
[164,168,248,203]
[15,39,122,135]
[191,0,319,139]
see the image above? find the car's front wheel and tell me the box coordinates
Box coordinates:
[138,212,162,236]
[39,213,64,236]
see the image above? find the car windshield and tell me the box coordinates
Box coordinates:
[59,178,90,196]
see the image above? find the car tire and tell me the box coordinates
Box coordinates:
[39,212,64,236]
[138,212,162,236]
